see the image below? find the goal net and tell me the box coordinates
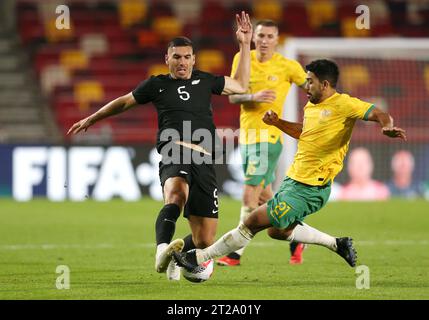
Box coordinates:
[279,38,429,200]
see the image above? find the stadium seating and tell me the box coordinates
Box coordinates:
[152,16,183,41]
[425,65,429,94]
[340,64,370,92]
[341,17,371,37]
[253,0,282,21]
[307,0,337,29]
[146,63,169,77]
[118,0,147,28]
[196,49,226,74]
[59,49,89,71]
[73,80,105,111]
[44,18,75,43]
[14,0,429,144]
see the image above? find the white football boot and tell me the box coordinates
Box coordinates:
[155,238,184,273]
[166,259,181,281]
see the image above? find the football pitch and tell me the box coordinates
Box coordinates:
[0,198,428,300]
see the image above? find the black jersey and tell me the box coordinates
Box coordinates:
[132,70,225,155]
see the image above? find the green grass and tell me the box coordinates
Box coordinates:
[0,198,428,300]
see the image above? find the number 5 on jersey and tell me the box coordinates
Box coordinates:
[178,86,190,101]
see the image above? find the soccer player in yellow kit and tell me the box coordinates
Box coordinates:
[173,59,406,271]
[217,20,308,267]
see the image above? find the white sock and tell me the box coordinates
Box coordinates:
[235,207,253,256]
[196,223,254,264]
[287,223,337,251]
[156,243,168,257]
[239,206,253,222]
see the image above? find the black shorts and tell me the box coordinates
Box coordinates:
[159,162,219,219]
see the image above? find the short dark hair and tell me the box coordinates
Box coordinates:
[255,19,279,30]
[167,36,194,53]
[305,59,340,88]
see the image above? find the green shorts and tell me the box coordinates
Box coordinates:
[240,141,282,187]
[266,177,331,228]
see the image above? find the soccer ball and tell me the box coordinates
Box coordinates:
[182,259,214,283]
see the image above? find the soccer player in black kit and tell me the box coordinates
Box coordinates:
[68,12,252,281]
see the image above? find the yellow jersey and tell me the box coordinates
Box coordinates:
[287,93,374,186]
[231,50,306,145]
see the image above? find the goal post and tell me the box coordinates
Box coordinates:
[276,38,429,194]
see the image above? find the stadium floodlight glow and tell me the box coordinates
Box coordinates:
[276,38,429,189]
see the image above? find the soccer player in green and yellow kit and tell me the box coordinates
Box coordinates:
[173,59,407,271]
[217,20,308,267]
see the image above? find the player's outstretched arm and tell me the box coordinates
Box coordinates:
[366,107,407,141]
[223,11,252,95]
[262,110,303,139]
[229,89,277,104]
[67,92,138,135]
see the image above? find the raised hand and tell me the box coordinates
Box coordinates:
[382,127,407,141]
[262,110,279,126]
[235,11,252,45]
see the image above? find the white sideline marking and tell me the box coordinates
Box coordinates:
[0,243,154,250]
[0,240,428,251]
